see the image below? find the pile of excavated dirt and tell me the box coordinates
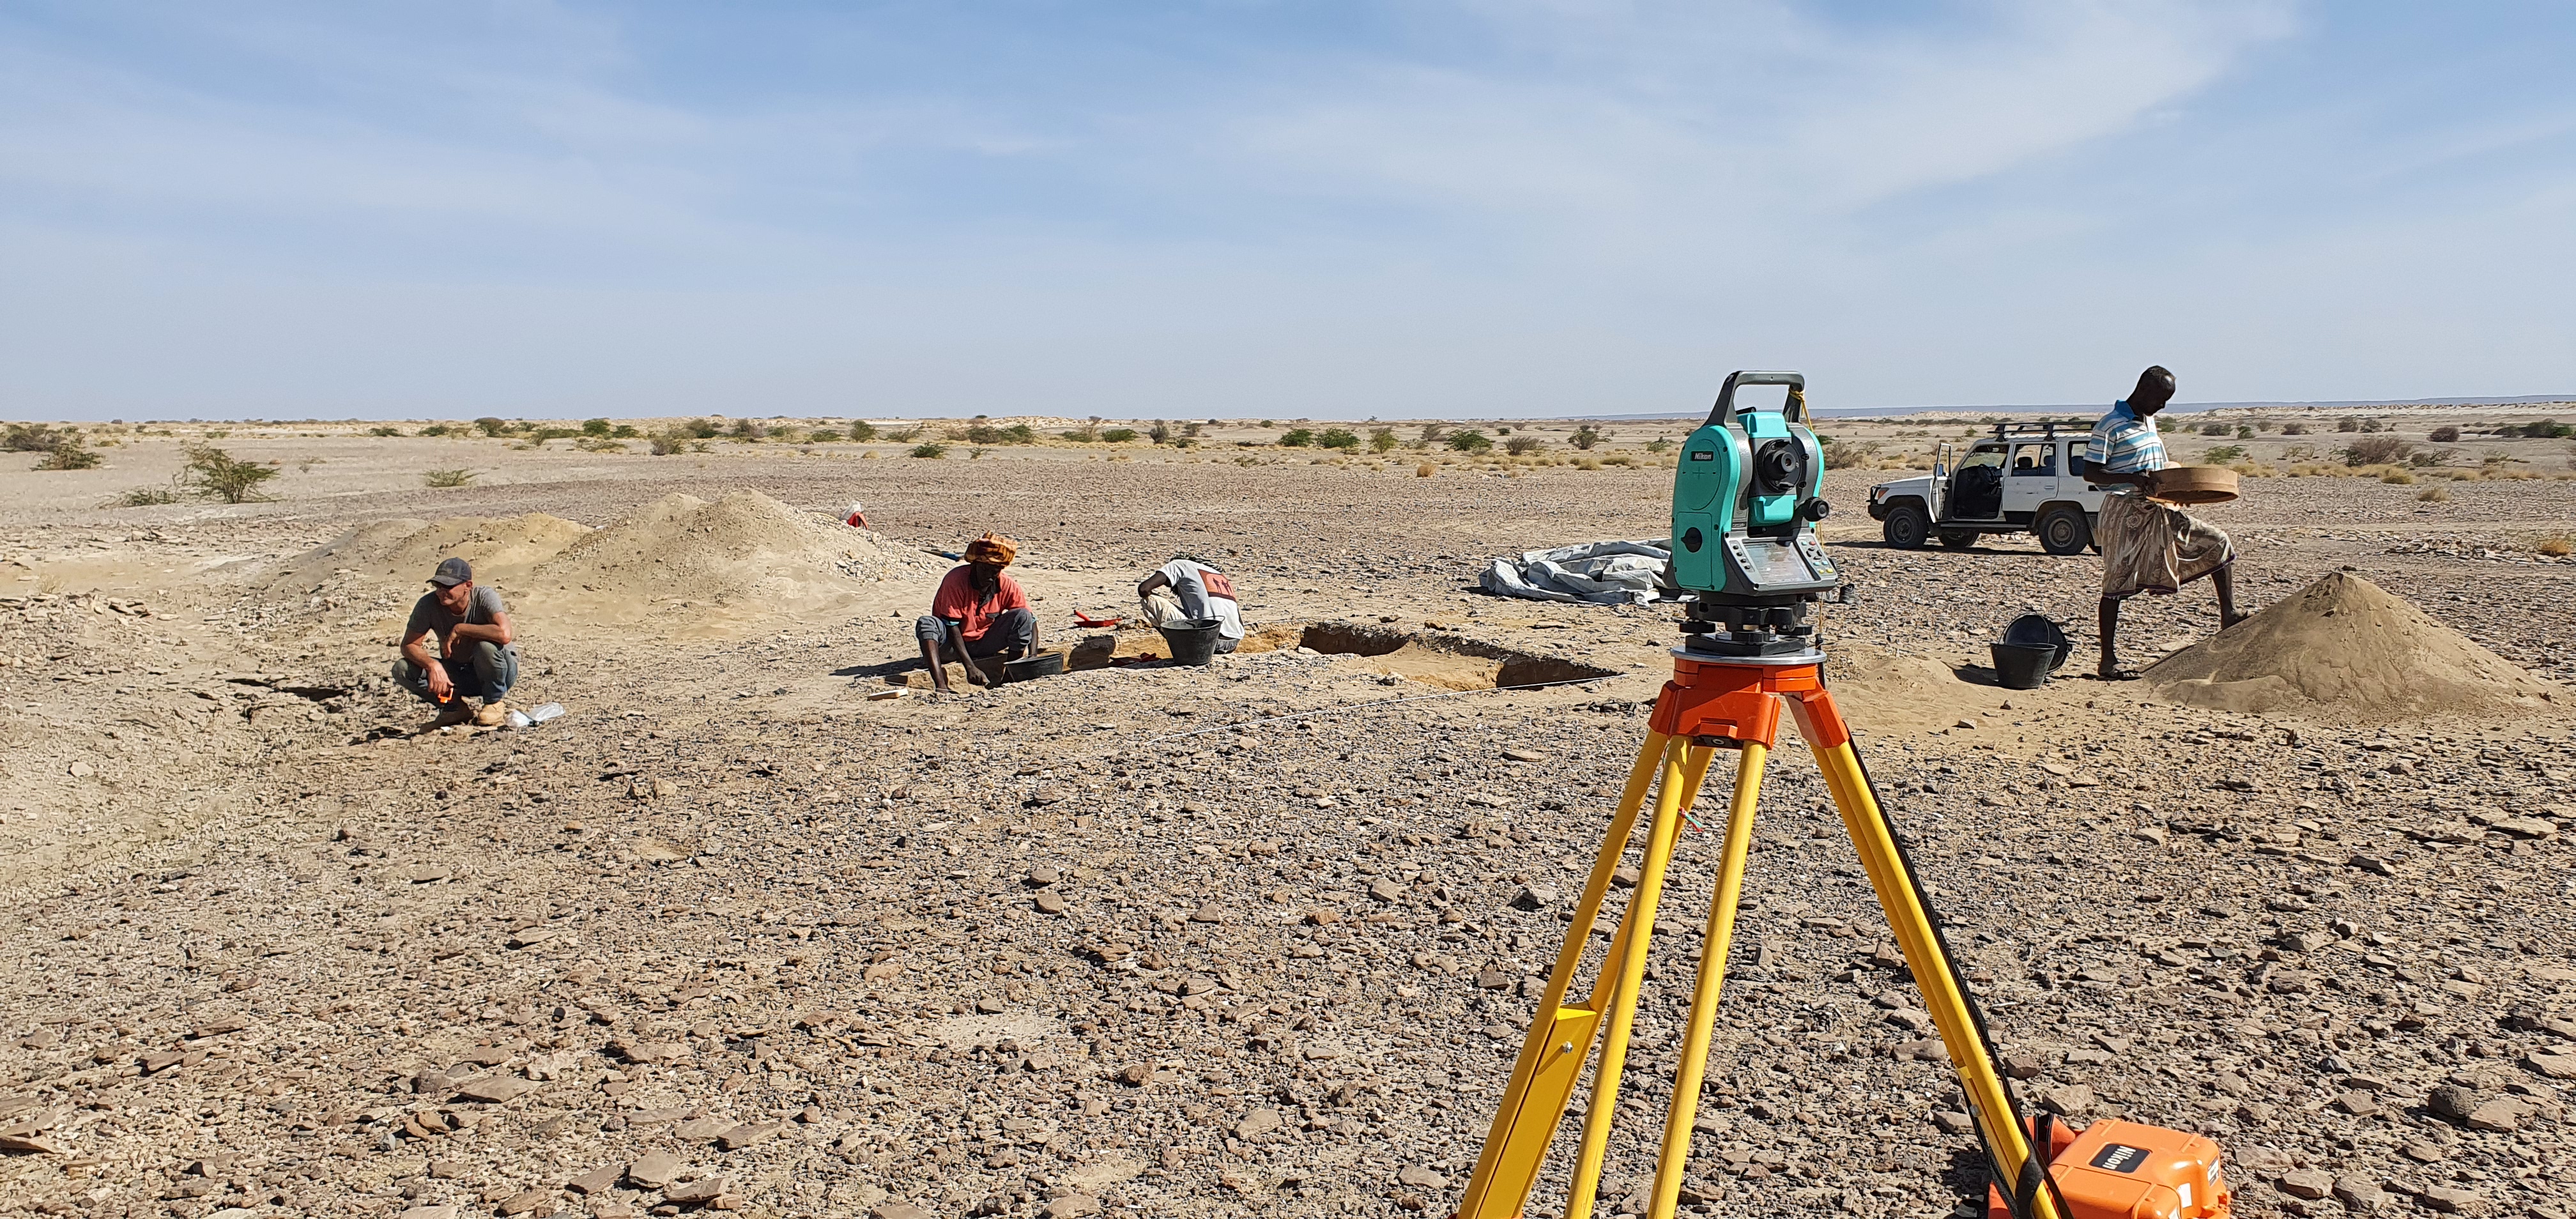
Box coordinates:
[2148,571,2560,720]
[526,489,921,628]
[268,513,591,591]
[1821,638,1983,731]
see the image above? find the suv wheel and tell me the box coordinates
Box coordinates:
[2037,505,2093,556]
[1882,501,1930,549]
[1938,530,1978,549]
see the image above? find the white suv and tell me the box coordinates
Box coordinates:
[1864,422,2109,555]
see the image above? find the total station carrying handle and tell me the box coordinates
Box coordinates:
[1705,370,1807,429]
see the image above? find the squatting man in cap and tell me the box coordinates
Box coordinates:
[916,533,1039,693]
[394,558,519,727]
[2085,365,2246,678]
[1135,553,1245,656]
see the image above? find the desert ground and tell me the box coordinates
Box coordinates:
[3,406,2575,1219]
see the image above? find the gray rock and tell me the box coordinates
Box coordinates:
[2278,1169,2333,1200]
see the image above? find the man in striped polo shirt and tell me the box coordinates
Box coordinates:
[2084,366,2243,678]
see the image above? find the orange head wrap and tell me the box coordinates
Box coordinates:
[963,532,1018,567]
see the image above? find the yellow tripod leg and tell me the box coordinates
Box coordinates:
[1646,740,1766,1218]
[1802,714,2059,1219]
[1456,732,1675,1219]
[1565,742,1713,1219]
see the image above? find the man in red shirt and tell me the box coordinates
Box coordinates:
[914,532,1038,692]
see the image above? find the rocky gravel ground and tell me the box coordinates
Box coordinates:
[2,438,2573,1219]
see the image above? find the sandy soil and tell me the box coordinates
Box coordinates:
[3,411,2575,1219]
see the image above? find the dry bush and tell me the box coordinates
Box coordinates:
[2379,468,2416,484]
[2417,486,2450,503]
[2342,435,2414,466]
[2429,425,2461,443]
[1414,463,1436,478]
[2538,535,2573,558]
[422,468,474,487]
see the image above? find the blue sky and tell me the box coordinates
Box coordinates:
[3,1,2571,422]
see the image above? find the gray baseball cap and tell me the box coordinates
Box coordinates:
[429,557,473,587]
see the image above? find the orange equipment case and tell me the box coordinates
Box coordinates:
[1985,1118,2232,1219]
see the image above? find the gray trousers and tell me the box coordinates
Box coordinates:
[915,608,1036,659]
[394,640,517,703]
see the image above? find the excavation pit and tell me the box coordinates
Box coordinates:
[1237,621,1620,691]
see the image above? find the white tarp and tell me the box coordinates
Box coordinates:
[1480,539,1671,604]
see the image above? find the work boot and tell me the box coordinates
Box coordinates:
[474,700,510,728]
[429,700,473,728]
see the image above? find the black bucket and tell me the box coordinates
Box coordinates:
[1990,641,2057,689]
[2002,613,2073,671]
[1158,618,1225,666]
[1004,652,1066,683]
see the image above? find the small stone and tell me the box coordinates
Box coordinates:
[1501,747,1549,763]
[2278,1169,2333,1200]
[2400,1142,2446,1164]
[663,1177,729,1204]
[650,778,679,799]
[1954,719,1977,730]
[1931,1111,1975,1135]
[2332,1090,2380,1116]
[2332,1177,2391,1213]
[2035,1084,2095,1117]
[2133,826,2168,845]
[2525,1052,2576,1080]
[2427,1084,2479,1121]
[2464,1097,2525,1132]
[1367,878,1404,903]
[1189,902,1226,923]
[1033,892,1067,916]
[566,1165,622,1195]
[2349,854,2396,876]
[1117,1064,1155,1087]
[1396,1165,1448,1190]
[627,1154,684,1187]
[1611,866,1641,889]
[2417,1185,2480,1215]
[398,1208,460,1219]
[607,1038,689,1065]
[1027,865,1061,887]
[874,1206,934,1219]
[676,1117,732,1140]
[1474,968,1511,990]
[2000,1054,2043,1080]
[425,1159,467,1179]
[1510,885,1558,912]
[1235,1108,1282,1138]
[2491,816,2556,839]
[455,1075,538,1103]
[498,1188,553,1216]
[1042,1196,1101,1219]
[975,997,1006,1015]
[717,1123,781,1151]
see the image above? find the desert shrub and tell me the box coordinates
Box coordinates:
[969,447,990,459]
[1414,463,1436,477]
[1101,427,1138,443]
[960,423,1035,445]
[2538,534,2573,558]
[418,424,454,436]
[1368,427,1399,454]
[1644,438,1673,453]
[531,427,581,443]
[729,418,767,441]
[2342,435,2414,466]
[1319,428,1361,451]
[473,417,512,437]
[576,438,627,452]
[2336,418,2361,433]
[423,468,474,487]
[1061,423,1099,442]
[910,442,948,459]
[2410,449,2449,468]
[1183,422,1204,438]
[2280,422,2307,436]
[111,486,180,507]
[2199,422,2230,436]
[1418,423,1448,444]
[4,423,80,452]
[368,425,404,437]
[1148,422,1172,445]
[1599,454,1636,466]
[1820,438,1876,469]
[648,435,684,456]
[836,422,873,442]
[36,440,102,469]
[2418,486,2450,503]
[2519,419,2573,439]
[181,445,279,503]
[1277,428,1314,447]
[2379,468,2415,484]
[581,418,613,436]
[2429,425,2461,443]
[1568,425,1604,450]
[805,428,841,442]
[1446,430,1492,453]
[1503,436,1545,456]
[2202,445,2248,463]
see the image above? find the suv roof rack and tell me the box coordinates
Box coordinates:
[1988,420,2095,440]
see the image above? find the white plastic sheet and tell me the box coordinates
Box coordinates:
[1479,539,1671,604]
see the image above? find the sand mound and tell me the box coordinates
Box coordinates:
[528,490,918,625]
[272,513,590,590]
[2147,572,2559,720]
[1822,639,1978,730]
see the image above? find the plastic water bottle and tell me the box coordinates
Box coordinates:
[528,702,565,723]
[505,709,533,729]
